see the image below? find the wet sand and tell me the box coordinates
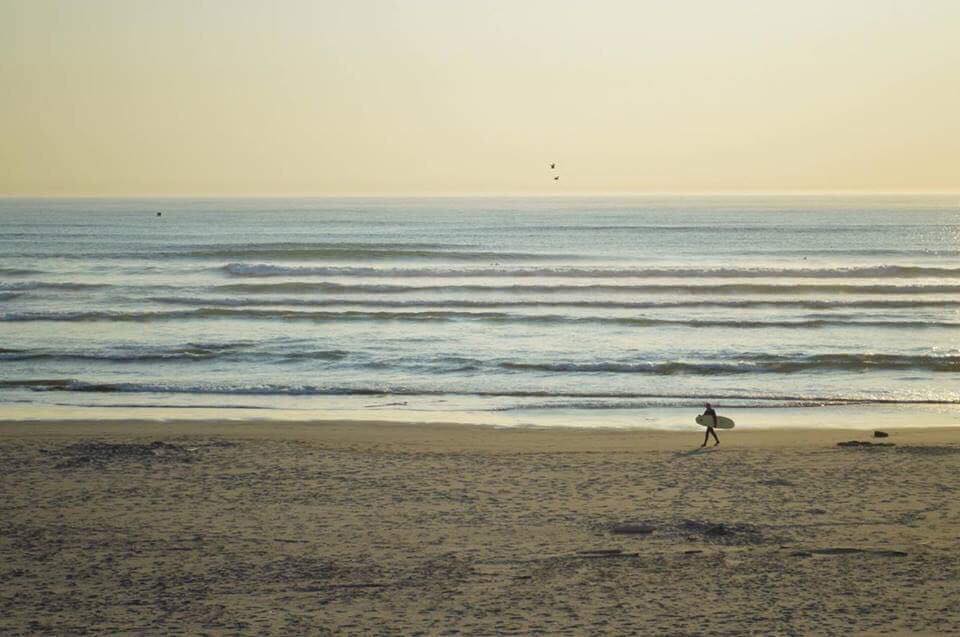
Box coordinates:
[1,420,959,635]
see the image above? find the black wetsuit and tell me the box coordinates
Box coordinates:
[702,407,720,446]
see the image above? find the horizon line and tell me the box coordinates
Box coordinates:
[3,190,960,199]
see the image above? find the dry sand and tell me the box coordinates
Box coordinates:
[1,420,959,635]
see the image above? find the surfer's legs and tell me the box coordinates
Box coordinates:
[702,427,719,447]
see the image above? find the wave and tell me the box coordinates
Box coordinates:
[213,281,960,295]
[508,223,958,235]
[5,346,957,374]
[5,378,958,405]
[0,281,111,291]
[741,249,960,257]
[0,379,77,389]
[0,342,246,362]
[150,296,960,310]
[222,262,960,279]
[172,242,571,262]
[0,342,349,363]
[3,307,959,329]
[9,242,577,262]
[0,267,43,276]
[501,353,960,374]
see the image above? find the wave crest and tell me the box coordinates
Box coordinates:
[221,262,960,279]
[3,307,959,329]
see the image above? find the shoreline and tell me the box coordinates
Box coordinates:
[1,399,959,434]
[2,417,959,450]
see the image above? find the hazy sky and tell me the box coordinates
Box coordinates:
[2,0,958,195]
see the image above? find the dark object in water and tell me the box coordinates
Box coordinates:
[156,212,162,217]
[874,430,889,438]
[837,440,895,448]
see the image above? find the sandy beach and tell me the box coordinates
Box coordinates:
[0,420,958,635]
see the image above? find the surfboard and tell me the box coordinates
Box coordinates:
[695,415,735,429]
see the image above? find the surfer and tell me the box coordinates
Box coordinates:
[701,402,720,447]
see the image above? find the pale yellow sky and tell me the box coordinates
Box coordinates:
[1,0,958,195]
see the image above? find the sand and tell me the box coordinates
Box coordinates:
[1,420,959,635]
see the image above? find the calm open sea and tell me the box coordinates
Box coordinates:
[2,195,959,429]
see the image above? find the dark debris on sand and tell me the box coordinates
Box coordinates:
[895,445,960,456]
[676,519,766,545]
[51,441,196,469]
[605,518,768,546]
[837,440,895,448]
[836,441,960,455]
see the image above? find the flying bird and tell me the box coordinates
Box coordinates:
[550,163,556,169]
[554,176,559,181]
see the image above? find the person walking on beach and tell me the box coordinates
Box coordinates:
[701,402,720,447]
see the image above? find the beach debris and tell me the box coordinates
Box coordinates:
[678,520,764,545]
[52,441,194,468]
[791,548,907,558]
[759,478,794,487]
[575,549,639,559]
[599,518,767,545]
[837,440,895,448]
[873,430,890,438]
[293,583,389,592]
[894,445,960,456]
[610,523,655,535]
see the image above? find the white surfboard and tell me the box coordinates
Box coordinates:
[695,415,735,429]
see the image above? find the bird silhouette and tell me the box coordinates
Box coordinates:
[550,163,556,169]
[554,176,559,181]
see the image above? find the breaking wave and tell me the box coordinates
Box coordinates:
[174,243,572,261]
[149,296,960,310]
[222,262,960,279]
[500,353,960,374]
[0,342,350,363]
[4,378,958,406]
[213,281,960,295]
[2,307,959,328]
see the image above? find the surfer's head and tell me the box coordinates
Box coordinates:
[704,402,711,409]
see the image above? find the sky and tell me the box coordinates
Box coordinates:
[1,0,958,196]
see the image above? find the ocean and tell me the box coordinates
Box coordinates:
[2,195,959,429]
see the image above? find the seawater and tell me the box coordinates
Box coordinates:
[2,195,959,429]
